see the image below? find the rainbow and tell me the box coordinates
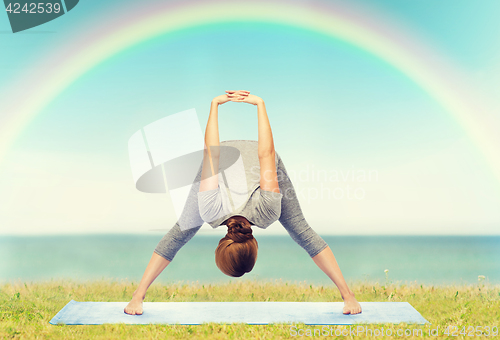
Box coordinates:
[2,0,500,186]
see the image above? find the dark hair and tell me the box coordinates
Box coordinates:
[215,217,258,277]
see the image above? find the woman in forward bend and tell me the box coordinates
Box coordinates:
[125,90,362,315]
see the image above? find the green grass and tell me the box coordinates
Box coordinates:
[1,279,498,339]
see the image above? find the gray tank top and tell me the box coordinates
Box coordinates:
[197,140,283,229]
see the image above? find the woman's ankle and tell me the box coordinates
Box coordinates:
[341,289,355,301]
[132,289,146,301]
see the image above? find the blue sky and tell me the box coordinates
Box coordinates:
[0,0,499,235]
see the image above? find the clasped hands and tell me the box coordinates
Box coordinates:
[213,90,263,106]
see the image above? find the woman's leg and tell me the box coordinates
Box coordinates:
[125,162,205,315]
[124,252,170,315]
[124,223,201,315]
[312,247,362,314]
[276,156,361,314]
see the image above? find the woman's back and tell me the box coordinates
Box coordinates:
[198,139,282,229]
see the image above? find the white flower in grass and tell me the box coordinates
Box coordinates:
[478,275,485,282]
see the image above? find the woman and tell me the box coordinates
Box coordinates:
[124,90,362,315]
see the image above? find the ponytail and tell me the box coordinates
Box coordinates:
[215,217,258,277]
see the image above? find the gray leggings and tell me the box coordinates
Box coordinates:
[154,155,328,261]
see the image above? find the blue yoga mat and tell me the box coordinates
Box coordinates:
[49,300,429,325]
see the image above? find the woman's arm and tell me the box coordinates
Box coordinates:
[230,93,279,193]
[200,91,250,192]
[199,100,221,192]
[256,99,280,193]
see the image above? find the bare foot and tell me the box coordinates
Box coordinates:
[342,292,362,315]
[124,292,144,315]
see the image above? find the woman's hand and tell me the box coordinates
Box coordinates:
[227,90,263,106]
[212,90,250,105]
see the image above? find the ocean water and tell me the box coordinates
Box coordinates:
[1,235,499,286]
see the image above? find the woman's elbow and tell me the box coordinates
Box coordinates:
[258,149,275,159]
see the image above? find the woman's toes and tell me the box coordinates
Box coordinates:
[124,306,138,315]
